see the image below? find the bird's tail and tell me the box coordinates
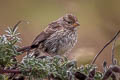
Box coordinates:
[17,46,32,52]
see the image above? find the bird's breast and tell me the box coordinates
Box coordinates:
[43,29,77,55]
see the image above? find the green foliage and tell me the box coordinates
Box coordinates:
[78,64,103,80]
[19,56,77,80]
[0,26,21,68]
[20,55,103,80]
[0,74,5,80]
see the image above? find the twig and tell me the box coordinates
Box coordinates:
[13,20,30,32]
[0,68,31,74]
[0,69,22,74]
[91,30,120,64]
[13,21,22,31]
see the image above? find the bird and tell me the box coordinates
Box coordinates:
[17,14,80,56]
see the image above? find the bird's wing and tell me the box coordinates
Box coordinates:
[17,30,54,52]
[31,31,52,48]
[31,22,61,48]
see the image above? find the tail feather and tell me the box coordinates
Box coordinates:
[17,46,32,52]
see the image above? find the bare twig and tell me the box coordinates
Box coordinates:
[91,30,120,64]
[0,69,22,74]
[0,68,30,74]
[13,21,22,31]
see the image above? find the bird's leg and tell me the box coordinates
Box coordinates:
[26,50,30,58]
[44,52,52,56]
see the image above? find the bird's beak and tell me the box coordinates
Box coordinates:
[73,22,80,27]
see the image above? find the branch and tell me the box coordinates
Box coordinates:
[91,30,120,64]
[0,69,86,80]
[0,69,30,74]
[0,69,21,74]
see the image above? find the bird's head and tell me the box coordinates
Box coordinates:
[48,14,80,32]
[62,14,80,30]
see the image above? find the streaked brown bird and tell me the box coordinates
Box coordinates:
[17,14,80,56]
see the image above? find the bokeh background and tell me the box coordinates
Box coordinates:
[0,0,120,70]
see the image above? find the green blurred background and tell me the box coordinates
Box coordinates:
[0,0,120,69]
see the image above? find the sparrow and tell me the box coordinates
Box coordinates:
[17,14,80,56]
